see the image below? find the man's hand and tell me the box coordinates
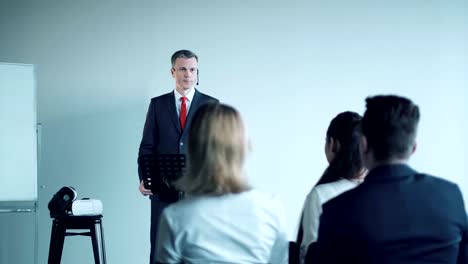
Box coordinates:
[139,180,153,196]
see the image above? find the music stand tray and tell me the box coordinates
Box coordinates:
[138,154,186,202]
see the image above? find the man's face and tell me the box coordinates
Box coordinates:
[171,57,198,93]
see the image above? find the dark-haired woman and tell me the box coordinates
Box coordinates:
[298,111,367,263]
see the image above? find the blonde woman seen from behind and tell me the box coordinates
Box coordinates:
[155,102,289,264]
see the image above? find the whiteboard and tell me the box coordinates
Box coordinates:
[0,63,37,202]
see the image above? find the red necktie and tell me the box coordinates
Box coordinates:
[180,97,187,130]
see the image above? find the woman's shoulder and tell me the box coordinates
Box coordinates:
[308,178,360,201]
[163,190,285,222]
[167,189,281,209]
[243,189,286,207]
[315,178,359,191]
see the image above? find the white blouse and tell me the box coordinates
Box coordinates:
[300,178,361,262]
[156,189,289,264]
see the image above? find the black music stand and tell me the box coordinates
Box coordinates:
[138,154,186,203]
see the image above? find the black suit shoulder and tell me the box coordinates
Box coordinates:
[150,92,173,103]
[416,173,459,189]
[195,90,218,102]
[320,186,357,225]
[324,173,463,207]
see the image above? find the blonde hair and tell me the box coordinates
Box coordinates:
[175,103,250,195]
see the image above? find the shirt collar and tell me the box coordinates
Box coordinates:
[174,88,196,102]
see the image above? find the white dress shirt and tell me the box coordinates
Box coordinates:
[174,88,196,116]
[300,178,361,263]
[156,189,289,264]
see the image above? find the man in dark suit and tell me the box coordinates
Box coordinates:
[138,50,217,264]
[315,95,468,264]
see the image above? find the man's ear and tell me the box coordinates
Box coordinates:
[411,142,417,155]
[330,138,340,153]
[360,136,369,154]
[170,68,175,77]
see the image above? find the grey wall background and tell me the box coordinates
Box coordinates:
[0,0,466,263]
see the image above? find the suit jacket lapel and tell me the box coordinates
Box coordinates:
[165,92,182,133]
[184,90,202,131]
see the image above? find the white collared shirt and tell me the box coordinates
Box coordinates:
[156,189,289,264]
[299,178,362,263]
[174,88,196,117]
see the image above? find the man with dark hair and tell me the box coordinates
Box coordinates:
[138,49,217,264]
[315,95,468,263]
[170,49,198,67]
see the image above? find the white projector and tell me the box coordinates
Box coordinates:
[72,199,103,216]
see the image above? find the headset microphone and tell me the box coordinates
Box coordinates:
[196,69,199,86]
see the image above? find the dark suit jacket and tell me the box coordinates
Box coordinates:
[138,89,217,182]
[315,164,468,264]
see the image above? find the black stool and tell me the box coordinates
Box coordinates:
[48,214,106,264]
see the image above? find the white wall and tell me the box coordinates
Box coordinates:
[0,0,466,263]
